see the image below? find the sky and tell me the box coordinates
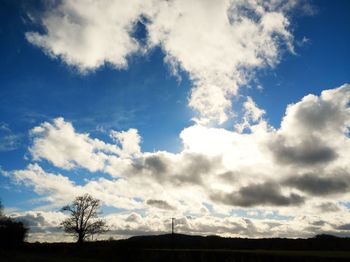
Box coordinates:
[0,0,350,242]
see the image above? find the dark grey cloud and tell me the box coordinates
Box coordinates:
[132,154,168,175]
[12,213,47,227]
[131,153,170,182]
[269,136,337,166]
[125,213,141,222]
[316,202,341,212]
[285,174,350,196]
[310,220,326,227]
[146,199,175,210]
[337,223,350,231]
[12,213,62,233]
[218,171,236,183]
[172,153,221,186]
[210,182,304,207]
[144,155,168,174]
[131,152,221,186]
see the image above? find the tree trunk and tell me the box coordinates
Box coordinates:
[77,232,84,244]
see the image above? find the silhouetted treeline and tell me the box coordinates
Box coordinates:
[0,201,28,247]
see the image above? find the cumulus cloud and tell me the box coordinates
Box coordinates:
[26,0,296,123]
[280,85,350,136]
[26,0,144,72]
[30,117,117,171]
[268,84,350,167]
[29,117,140,172]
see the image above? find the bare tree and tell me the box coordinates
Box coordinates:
[60,194,108,243]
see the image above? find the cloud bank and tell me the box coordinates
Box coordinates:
[6,84,350,241]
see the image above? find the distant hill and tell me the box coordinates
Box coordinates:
[121,233,350,251]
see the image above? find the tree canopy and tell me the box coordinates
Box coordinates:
[0,200,28,247]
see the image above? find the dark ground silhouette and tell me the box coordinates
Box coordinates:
[1,233,350,261]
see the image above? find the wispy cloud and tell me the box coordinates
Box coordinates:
[0,122,22,151]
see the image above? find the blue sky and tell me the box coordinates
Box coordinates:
[1,0,350,241]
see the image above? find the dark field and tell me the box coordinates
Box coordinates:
[2,234,350,262]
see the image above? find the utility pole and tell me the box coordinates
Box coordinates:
[171,217,175,234]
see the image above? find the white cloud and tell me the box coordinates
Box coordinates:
[26,0,144,72]
[12,163,84,206]
[26,0,297,123]
[280,84,350,138]
[11,163,143,210]
[270,84,350,167]
[146,0,294,124]
[110,128,141,158]
[29,117,140,173]
[235,96,266,133]
[30,117,113,171]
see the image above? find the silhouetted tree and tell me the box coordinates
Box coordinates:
[61,194,108,243]
[0,200,28,247]
[0,200,3,218]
